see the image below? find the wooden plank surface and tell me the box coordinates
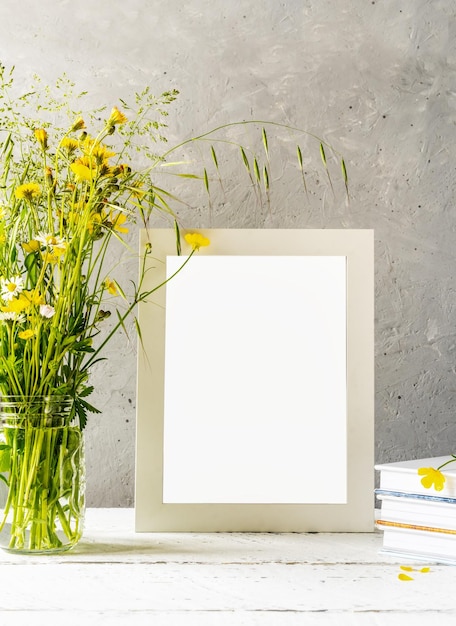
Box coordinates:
[0,509,455,625]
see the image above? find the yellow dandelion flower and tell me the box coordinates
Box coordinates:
[110,211,129,234]
[79,135,95,153]
[34,128,48,150]
[70,162,93,182]
[18,329,36,340]
[87,213,102,234]
[60,137,79,154]
[98,162,114,178]
[118,164,131,177]
[107,106,127,126]
[15,183,41,201]
[41,252,60,265]
[92,143,116,161]
[129,181,146,198]
[103,278,118,296]
[1,295,30,314]
[70,116,86,132]
[21,290,45,307]
[184,232,210,251]
[76,154,97,168]
[418,467,446,491]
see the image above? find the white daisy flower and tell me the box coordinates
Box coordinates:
[0,275,24,301]
[39,304,55,319]
[0,312,26,323]
[36,233,67,253]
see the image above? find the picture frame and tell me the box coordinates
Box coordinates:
[135,229,374,531]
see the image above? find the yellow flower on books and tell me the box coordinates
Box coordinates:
[18,329,36,340]
[184,232,210,251]
[15,183,41,201]
[418,467,446,491]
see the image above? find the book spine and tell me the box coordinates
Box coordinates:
[377,519,456,535]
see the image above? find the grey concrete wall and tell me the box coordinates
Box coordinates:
[0,0,455,506]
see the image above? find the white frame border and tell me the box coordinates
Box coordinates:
[135,229,374,531]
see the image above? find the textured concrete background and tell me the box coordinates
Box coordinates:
[1,0,455,506]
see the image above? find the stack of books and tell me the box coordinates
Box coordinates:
[375,455,456,563]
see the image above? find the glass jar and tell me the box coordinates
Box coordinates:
[0,396,85,553]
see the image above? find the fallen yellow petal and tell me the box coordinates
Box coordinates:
[398,573,414,581]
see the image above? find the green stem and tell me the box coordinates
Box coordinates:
[437,455,456,471]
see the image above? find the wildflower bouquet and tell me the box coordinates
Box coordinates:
[0,64,208,551]
[0,61,346,552]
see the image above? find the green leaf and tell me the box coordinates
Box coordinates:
[116,309,129,341]
[210,145,219,170]
[174,220,181,256]
[24,252,39,286]
[71,339,95,353]
[0,444,11,473]
[263,165,270,190]
[296,145,303,169]
[341,158,349,197]
[134,317,144,351]
[320,142,327,167]
[240,147,250,171]
[262,127,269,158]
[74,395,102,430]
[78,385,94,399]
[341,158,348,182]
[253,157,261,183]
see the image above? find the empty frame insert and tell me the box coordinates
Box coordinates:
[163,254,347,504]
[135,229,374,531]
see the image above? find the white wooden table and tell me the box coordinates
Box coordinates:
[0,508,455,625]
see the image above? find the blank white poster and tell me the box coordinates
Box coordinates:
[163,255,347,504]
